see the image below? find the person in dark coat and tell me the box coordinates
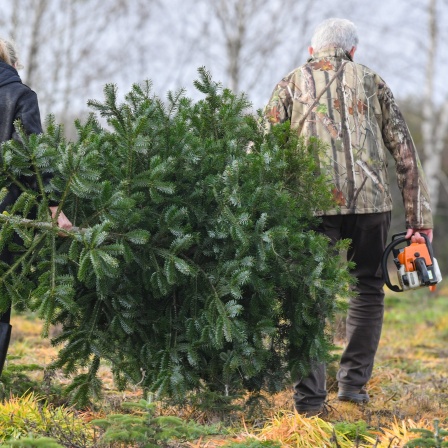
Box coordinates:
[0,38,72,376]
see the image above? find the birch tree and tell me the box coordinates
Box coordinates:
[210,0,314,94]
[421,0,448,214]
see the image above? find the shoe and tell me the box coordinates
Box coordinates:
[297,402,332,418]
[337,387,370,403]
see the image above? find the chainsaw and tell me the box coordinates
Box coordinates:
[381,231,442,292]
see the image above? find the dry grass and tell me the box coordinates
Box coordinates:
[4,283,448,447]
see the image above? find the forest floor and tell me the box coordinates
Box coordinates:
[2,283,448,447]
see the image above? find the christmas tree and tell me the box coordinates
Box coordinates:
[0,69,352,406]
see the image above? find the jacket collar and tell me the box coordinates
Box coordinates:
[308,47,353,63]
[0,61,21,88]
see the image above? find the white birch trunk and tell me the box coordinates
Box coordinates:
[421,0,448,214]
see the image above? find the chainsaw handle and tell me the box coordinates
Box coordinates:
[391,231,407,242]
[382,234,408,292]
[419,232,434,260]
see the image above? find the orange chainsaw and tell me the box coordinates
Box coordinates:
[382,231,442,292]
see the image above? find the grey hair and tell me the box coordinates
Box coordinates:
[310,18,359,52]
[0,38,23,69]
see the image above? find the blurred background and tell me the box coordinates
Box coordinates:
[1,0,447,274]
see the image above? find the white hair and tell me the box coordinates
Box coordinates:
[311,18,359,52]
[0,37,23,69]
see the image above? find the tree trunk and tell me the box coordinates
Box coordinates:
[421,0,448,214]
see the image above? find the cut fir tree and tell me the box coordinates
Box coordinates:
[0,68,352,407]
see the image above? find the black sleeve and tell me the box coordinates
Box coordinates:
[12,88,43,139]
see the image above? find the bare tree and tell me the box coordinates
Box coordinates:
[24,0,49,84]
[1,0,159,132]
[210,0,316,94]
[421,0,448,214]
[173,0,328,109]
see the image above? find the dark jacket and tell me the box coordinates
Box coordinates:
[0,61,46,210]
[0,61,42,142]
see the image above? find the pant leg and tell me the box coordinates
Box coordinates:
[293,362,327,411]
[0,192,23,375]
[0,248,13,376]
[337,212,391,390]
[0,248,12,324]
[293,215,343,411]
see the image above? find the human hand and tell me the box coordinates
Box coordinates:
[49,206,73,235]
[404,228,433,243]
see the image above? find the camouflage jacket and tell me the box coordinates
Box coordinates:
[264,48,433,229]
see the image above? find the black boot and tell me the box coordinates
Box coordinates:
[0,322,12,376]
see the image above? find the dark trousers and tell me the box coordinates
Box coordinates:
[0,245,13,376]
[0,246,12,324]
[0,190,25,376]
[294,212,391,411]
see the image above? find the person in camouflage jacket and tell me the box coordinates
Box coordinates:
[264,18,434,416]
